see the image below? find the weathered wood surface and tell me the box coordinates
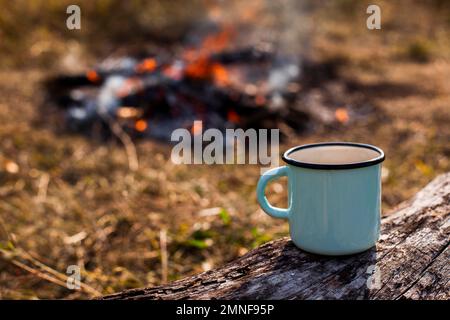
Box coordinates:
[102,173,450,300]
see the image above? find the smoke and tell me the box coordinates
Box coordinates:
[199,0,313,109]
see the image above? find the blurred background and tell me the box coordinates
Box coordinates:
[0,0,449,299]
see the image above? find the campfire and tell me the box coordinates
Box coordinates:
[45,2,371,142]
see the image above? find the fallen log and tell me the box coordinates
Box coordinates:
[102,173,449,300]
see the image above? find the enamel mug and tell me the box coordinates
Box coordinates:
[257,142,385,256]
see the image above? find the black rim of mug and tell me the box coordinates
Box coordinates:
[282,142,385,170]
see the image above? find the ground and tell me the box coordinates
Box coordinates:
[0,0,449,299]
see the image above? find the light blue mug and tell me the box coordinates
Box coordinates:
[257,142,385,255]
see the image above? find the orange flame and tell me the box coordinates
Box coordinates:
[183,27,234,86]
[212,63,229,86]
[184,56,211,79]
[136,58,157,73]
[184,59,230,86]
[335,108,349,124]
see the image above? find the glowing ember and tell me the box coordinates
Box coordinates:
[135,119,148,132]
[184,56,211,80]
[212,63,229,86]
[86,70,100,83]
[227,109,240,123]
[136,58,157,73]
[335,108,349,124]
[184,59,230,86]
[191,121,203,135]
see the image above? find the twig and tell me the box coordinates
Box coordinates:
[18,249,101,296]
[10,259,69,289]
[37,173,50,203]
[159,229,168,283]
[0,247,101,297]
[99,112,139,171]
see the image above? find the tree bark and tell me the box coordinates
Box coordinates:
[102,173,450,300]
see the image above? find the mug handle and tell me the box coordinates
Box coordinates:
[256,166,290,220]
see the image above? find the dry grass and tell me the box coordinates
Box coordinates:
[0,0,449,299]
